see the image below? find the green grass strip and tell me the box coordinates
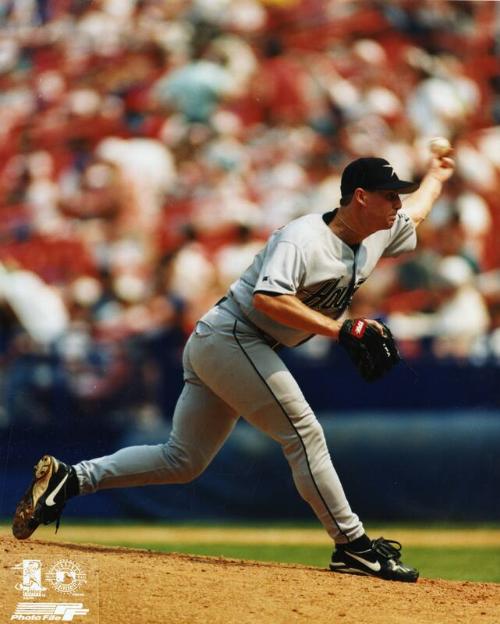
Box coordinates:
[95,541,500,583]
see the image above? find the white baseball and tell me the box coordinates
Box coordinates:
[429,137,452,157]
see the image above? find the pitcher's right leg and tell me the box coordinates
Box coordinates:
[12,374,238,538]
[75,379,238,493]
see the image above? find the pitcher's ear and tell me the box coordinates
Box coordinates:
[354,187,367,206]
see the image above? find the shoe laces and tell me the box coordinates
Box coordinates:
[54,507,65,533]
[371,538,403,561]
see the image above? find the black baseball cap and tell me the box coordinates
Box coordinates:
[341,158,419,199]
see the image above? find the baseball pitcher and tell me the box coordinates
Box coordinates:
[13,154,454,582]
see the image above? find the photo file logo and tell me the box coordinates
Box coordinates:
[9,558,94,622]
[11,602,89,621]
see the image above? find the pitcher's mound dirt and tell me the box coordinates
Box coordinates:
[1,536,499,624]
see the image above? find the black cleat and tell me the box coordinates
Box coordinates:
[330,537,419,583]
[12,455,76,540]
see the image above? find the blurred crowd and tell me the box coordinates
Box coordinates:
[0,0,499,427]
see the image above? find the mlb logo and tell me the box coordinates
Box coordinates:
[56,569,76,584]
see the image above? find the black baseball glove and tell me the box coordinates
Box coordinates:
[338,318,400,382]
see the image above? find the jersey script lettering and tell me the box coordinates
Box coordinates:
[301,279,349,310]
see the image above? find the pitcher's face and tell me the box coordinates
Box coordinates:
[361,189,403,230]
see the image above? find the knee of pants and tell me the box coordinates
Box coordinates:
[281,419,329,468]
[161,443,208,484]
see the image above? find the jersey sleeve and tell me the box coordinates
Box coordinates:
[253,240,305,296]
[383,211,417,257]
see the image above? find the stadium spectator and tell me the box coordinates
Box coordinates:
[0,0,498,425]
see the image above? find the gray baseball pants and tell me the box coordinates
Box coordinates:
[75,304,365,544]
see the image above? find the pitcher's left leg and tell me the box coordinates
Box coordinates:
[232,341,365,544]
[188,320,364,544]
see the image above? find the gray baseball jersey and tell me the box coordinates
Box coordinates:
[230,210,416,346]
[74,209,417,546]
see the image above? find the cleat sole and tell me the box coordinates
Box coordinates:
[12,455,57,540]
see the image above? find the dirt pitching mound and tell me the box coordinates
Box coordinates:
[1,536,499,624]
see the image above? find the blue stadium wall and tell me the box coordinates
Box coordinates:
[1,352,500,523]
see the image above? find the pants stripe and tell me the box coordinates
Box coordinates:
[232,320,348,541]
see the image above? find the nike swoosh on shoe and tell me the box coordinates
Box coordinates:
[45,474,69,507]
[345,551,382,572]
